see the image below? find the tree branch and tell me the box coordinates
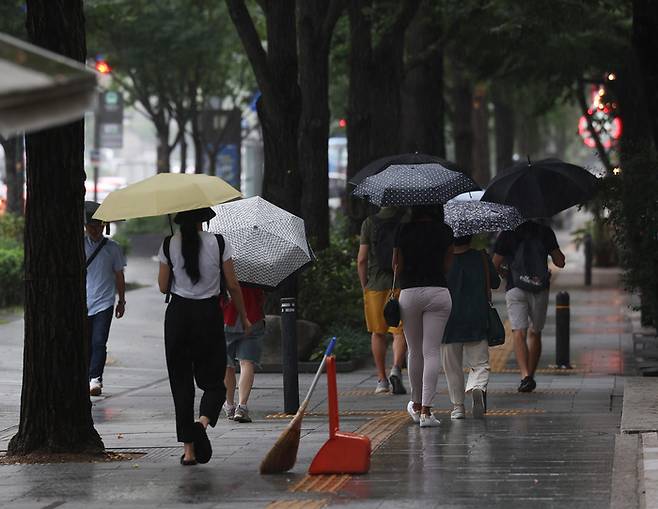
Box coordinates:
[321,0,347,44]
[225,0,274,99]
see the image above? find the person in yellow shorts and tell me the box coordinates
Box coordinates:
[358,207,407,394]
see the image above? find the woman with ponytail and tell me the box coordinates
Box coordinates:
[157,207,251,466]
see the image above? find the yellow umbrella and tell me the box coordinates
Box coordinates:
[92,173,242,222]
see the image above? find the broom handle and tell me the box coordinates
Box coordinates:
[301,337,337,407]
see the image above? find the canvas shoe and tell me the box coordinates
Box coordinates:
[89,377,102,397]
[451,404,465,420]
[233,404,252,423]
[472,389,485,419]
[406,401,421,423]
[223,402,236,420]
[375,379,390,394]
[419,413,441,428]
[388,367,407,395]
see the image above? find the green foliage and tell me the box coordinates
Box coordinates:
[309,325,371,362]
[0,1,26,38]
[602,150,658,326]
[297,216,364,332]
[121,216,171,235]
[0,247,23,307]
[0,213,24,249]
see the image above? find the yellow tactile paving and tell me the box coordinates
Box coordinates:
[290,474,351,494]
[267,408,545,419]
[266,499,328,509]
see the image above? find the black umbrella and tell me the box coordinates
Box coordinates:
[481,158,599,218]
[349,153,462,186]
[352,163,480,207]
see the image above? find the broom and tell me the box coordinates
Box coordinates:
[260,337,337,474]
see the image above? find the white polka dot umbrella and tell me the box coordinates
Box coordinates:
[206,197,314,289]
[352,163,480,206]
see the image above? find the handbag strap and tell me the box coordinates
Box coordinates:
[480,250,492,304]
[389,265,398,298]
[85,237,108,268]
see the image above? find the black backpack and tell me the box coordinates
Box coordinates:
[371,213,402,272]
[510,233,550,293]
[163,233,227,302]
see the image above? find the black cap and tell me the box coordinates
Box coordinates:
[173,207,216,225]
[84,201,102,224]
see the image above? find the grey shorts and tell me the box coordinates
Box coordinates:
[505,288,549,332]
[225,320,265,368]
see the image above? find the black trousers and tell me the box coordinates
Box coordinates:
[164,294,226,443]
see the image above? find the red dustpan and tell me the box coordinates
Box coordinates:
[308,355,371,475]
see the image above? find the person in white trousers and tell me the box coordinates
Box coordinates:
[441,235,500,419]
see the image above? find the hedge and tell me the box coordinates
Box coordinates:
[0,247,23,307]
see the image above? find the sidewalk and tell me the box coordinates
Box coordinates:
[0,238,643,508]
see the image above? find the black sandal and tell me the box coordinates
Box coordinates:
[193,422,212,464]
[180,454,197,466]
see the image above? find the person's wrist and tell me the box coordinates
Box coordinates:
[118,300,126,304]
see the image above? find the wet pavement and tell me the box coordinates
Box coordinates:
[0,230,643,508]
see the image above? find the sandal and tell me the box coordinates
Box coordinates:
[180,454,197,466]
[193,422,212,464]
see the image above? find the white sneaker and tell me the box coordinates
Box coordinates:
[223,402,236,420]
[406,401,420,423]
[419,413,441,428]
[451,405,465,420]
[89,378,102,396]
[375,379,390,394]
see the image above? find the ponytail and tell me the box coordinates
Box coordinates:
[180,222,201,284]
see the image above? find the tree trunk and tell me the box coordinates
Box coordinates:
[156,125,171,173]
[452,72,474,175]
[9,0,103,455]
[400,9,445,156]
[297,0,335,250]
[179,129,187,173]
[632,0,658,151]
[191,109,204,173]
[492,85,515,174]
[471,83,490,186]
[345,0,373,233]
[516,112,541,160]
[1,135,25,215]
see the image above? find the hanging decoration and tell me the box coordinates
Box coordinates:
[578,83,622,149]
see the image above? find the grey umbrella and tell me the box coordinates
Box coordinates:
[352,163,480,207]
[444,199,524,237]
[206,196,314,290]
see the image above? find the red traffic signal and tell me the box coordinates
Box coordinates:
[95,59,111,74]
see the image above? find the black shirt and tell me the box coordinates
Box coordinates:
[394,220,454,289]
[493,221,559,292]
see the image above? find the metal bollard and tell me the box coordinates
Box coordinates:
[555,291,571,368]
[280,297,300,414]
[584,233,592,287]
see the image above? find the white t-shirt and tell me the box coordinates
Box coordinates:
[158,231,234,299]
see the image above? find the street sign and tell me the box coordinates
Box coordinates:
[95,90,123,149]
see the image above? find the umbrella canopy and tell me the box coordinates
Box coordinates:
[349,153,462,186]
[352,163,480,207]
[206,196,314,290]
[0,32,97,136]
[93,173,241,222]
[444,200,524,237]
[481,158,599,218]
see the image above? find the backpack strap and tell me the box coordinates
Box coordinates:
[480,250,492,303]
[215,234,228,299]
[163,235,173,303]
[85,237,108,268]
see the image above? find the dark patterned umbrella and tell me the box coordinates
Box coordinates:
[444,200,524,237]
[352,163,480,207]
[349,153,462,186]
[482,158,599,218]
[207,197,314,290]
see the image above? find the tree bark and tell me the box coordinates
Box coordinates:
[452,71,474,175]
[1,135,25,215]
[400,6,445,156]
[9,0,103,455]
[226,0,301,216]
[471,83,490,186]
[492,85,515,174]
[632,0,658,151]
[297,0,344,250]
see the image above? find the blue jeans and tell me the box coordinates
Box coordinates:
[88,306,113,382]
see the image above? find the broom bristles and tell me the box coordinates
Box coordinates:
[259,410,305,474]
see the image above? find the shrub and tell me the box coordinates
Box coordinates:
[120,215,171,235]
[0,213,24,249]
[0,247,23,307]
[297,216,364,331]
[310,324,371,362]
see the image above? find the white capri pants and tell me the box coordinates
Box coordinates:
[441,340,490,406]
[399,287,452,407]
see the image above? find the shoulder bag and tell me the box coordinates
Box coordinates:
[383,265,401,328]
[481,251,505,346]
